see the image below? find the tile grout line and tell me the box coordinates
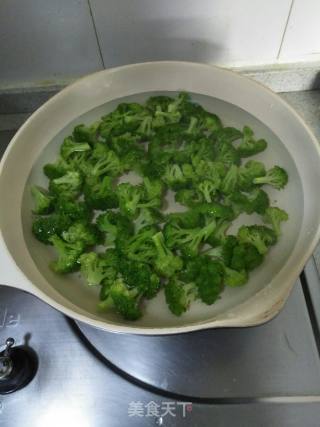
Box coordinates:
[277,0,295,60]
[87,0,105,69]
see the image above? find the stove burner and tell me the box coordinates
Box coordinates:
[0,338,38,395]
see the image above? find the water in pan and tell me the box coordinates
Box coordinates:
[22,91,302,328]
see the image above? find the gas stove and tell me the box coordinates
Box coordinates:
[1,88,320,427]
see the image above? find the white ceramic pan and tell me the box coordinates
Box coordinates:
[1,61,320,335]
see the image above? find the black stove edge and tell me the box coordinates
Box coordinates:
[302,258,320,356]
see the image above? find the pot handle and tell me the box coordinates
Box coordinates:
[0,234,35,294]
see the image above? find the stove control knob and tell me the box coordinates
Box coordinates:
[0,337,38,394]
[0,338,15,380]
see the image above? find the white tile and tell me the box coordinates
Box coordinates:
[90,0,292,67]
[279,0,320,62]
[0,0,103,86]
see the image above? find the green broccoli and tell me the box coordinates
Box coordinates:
[253,166,288,190]
[214,141,240,166]
[263,206,289,237]
[116,183,143,218]
[89,145,122,177]
[43,157,71,180]
[32,214,72,244]
[134,208,163,233]
[119,259,161,299]
[236,126,267,157]
[99,278,142,320]
[73,122,100,144]
[165,209,203,229]
[228,189,269,216]
[60,136,91,159]
[55,197,91,222]
[152,232,183,277]
[79,251,118,286]
[220,164,238,194]
[49,235,84,273]
[182,256,225,304]
[122,226,157,263]
[96,211,134,245]
[31,92,290,320]
[49,171,82,197]
[198,179,220,203]
[83,175,118,210]
[162,164,192,190]
[238,160,266,191]
[175,188,203,207]
[31,185,54,215]
[215,127,243,144]
[164,218,216,258]
[224,267,248,287]
[238,225,277,255]
[62,221,101,246]
[165,278,198,316]
[230,243,264,271]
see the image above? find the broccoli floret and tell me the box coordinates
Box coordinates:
[194,202,234,220]
[89,145,122,177]
[253,166,288,190]
[165,278,197,316]
[134,208,163,233]
[60,136,91,159]
[175,188,203,207]
[263,206,289,237]
[146,95,175,113]
[32,214,72,244]
[110,132,140,155]
[197,180,219,203]
[152,232,183,277]
[206,218,231,246]
[164,218,216,258]
[31,185,54,215]
[49,171,82,198]
[231,243,264,271]
[162,164,192,190]
[122,226,157,263]
[99,103,148,138]
[55,197,91,222]
[188,138,216,162]
[119,259,161,299]
[49,235,84,273]
[236,126,267,157]
[182,256,225,304]
[220,164,238,194]
[228,189,269,216]
[83,175,118,210]
[224,267,248,287]
[73,123,100,144]
[116,183,143,218]
[142,177,164,201]
[215,127,243,144]
[62,221,101,246]
[165,209,203,229]
[101,278,142,321]
[43,157,70,180]
[192,158,222,183]
[220,235,239,265]
[238,160,266,191]
[238,225,277,255]
[96,211,134,245]
[79,251,118,286]
[203,113,222,133]
[214,142,240,166]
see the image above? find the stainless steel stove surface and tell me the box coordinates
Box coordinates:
[1,89,320,426]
